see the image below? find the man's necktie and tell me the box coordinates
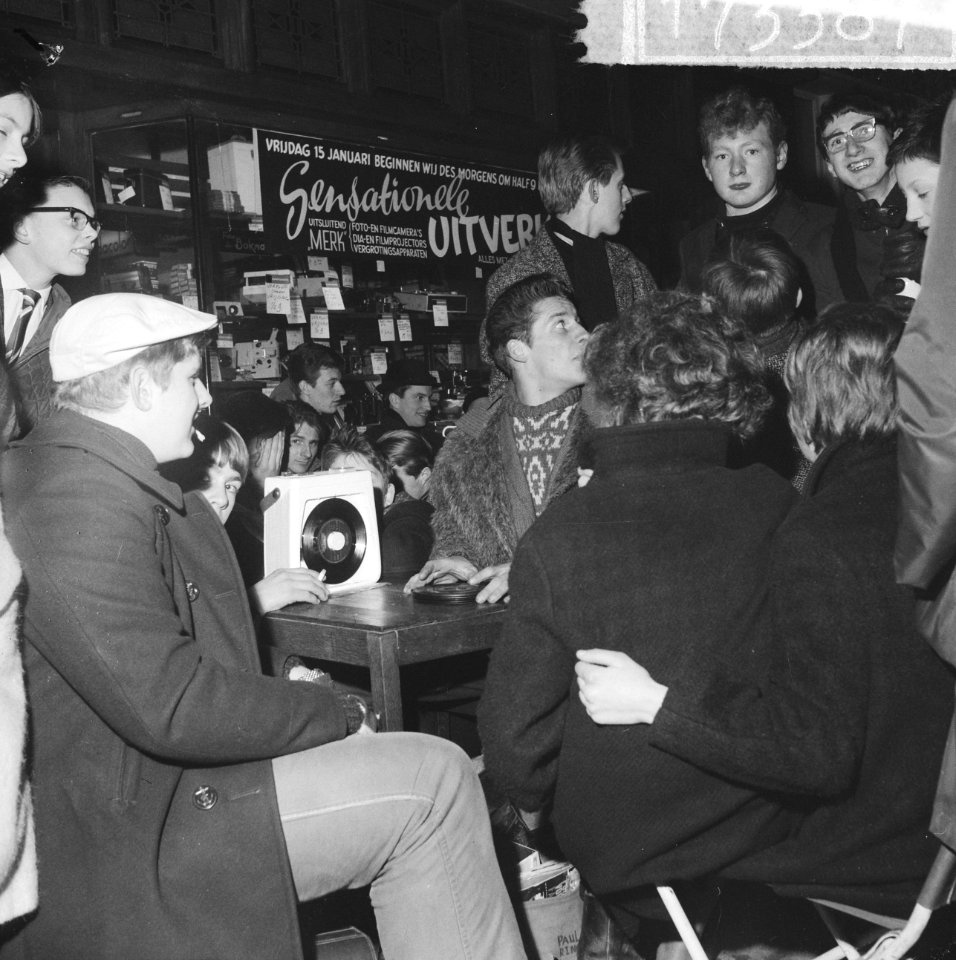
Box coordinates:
[6,288,39,361]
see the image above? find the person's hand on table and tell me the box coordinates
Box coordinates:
[575,649,668,725]
[251,567,329,615]
[469,562,510,604]
[404,556,479,592]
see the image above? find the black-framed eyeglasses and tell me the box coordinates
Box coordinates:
[824,117,879,155]
[27,206,101,234]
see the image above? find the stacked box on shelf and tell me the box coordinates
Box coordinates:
[103,270,143,293]
[167,262,198,303]
[132,260,159,294]
[208,189,243,213]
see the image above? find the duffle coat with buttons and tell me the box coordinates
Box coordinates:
[0,410,350,960]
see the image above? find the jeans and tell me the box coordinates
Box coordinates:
[272,732,526,960]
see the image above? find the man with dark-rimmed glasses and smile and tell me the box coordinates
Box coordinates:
[812,91,925,307]
[0,171,98,438]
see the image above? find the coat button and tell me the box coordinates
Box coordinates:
[153,505,170,526]
[185,581,200,602]
[192,785,218,811]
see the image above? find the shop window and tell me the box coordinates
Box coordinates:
[0,0,73,25]
[467,23,534,119]
[252,0,342,77]
[112,0,219,56]
[368,0,444,101]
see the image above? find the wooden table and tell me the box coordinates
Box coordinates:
[262,583,507,731]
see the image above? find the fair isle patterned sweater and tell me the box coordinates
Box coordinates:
[429,383,589,569]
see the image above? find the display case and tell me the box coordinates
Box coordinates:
[90,119,200,307]
[87,110,530,424]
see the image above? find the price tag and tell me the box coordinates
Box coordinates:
[322,286,346,310]
[286,328,305,350]
[266,282,291,316]
[371,351,389,375]
[288,297,306,325]
[432,302,449,327]
[308,255,329,273]
[448,342,463,366]
[341,264,354,288]
[475,266,483,279]
[397,316,412,342]
[376,260,386,273]
[378,317,396,341]
[310,311,330,339]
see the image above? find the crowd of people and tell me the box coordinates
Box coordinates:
[1,62,956,960]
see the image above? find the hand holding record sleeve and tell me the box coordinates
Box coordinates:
[406,557,509,604]
[405,555,478,592]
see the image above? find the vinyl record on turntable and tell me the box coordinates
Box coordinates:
[300,497,367,583]
[263,470,381,594]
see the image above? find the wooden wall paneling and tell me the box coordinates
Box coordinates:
[529,21,557,128]
[218,0,255,73]
[440,1,470,115]
[339,0,371,95]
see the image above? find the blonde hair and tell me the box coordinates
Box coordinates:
[784,304,902,449]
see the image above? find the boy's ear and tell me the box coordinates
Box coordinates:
[128,364,154,412]
[775,139,789,171]
[507,338,530,366]
[385,482,396,508]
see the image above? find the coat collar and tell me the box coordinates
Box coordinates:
[592,419,732,476]
[14,408,185,509]
[801,434,896,499]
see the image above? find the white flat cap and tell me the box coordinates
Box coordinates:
[51,293,217,381]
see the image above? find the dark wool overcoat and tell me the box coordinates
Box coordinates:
[655,437,953,916]
[0,411,350,960]
[895,100,956,854]
[479,421,799,894]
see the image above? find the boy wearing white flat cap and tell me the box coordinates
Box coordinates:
[2,292,524,960]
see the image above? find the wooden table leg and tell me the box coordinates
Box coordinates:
[366,629,404,731]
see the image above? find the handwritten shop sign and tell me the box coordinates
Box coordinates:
[255,130,541,269]
[580,0,955,66]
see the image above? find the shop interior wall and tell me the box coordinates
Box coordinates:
[2,3,954,302]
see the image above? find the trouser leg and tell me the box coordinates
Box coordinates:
[272,731,526,960]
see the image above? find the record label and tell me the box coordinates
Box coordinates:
[301,497,367,583]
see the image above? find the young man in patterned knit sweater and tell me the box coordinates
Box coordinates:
[405,273,590,604]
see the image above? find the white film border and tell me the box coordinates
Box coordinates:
[580,0,956,66]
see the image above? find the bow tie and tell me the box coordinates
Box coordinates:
[850,198,906,231]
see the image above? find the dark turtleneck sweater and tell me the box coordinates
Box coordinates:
[548,219,618,329]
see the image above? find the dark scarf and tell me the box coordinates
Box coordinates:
[547,219,617,330]
[831,183,908,301]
